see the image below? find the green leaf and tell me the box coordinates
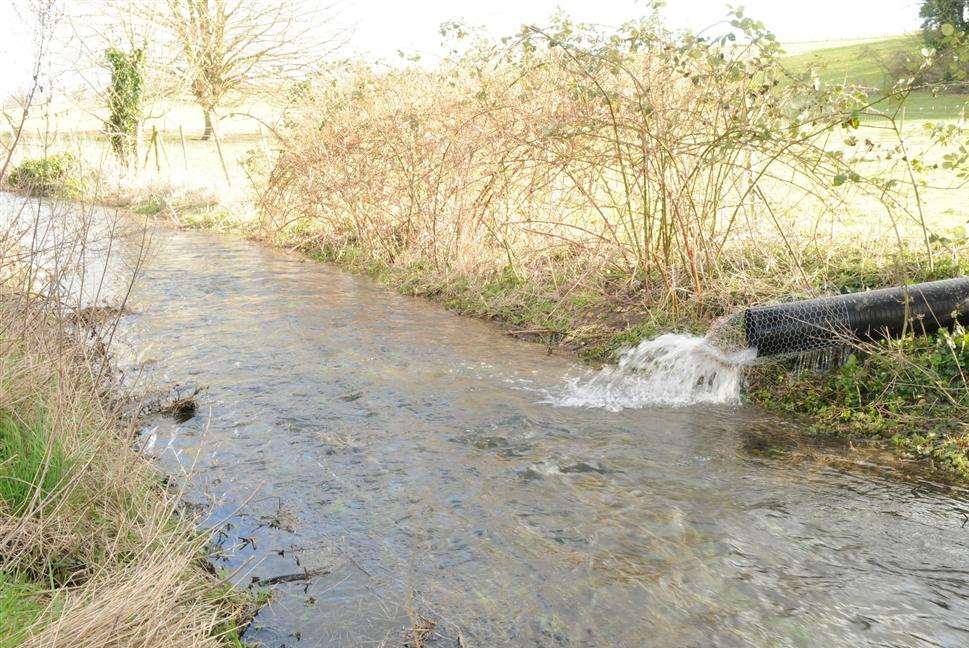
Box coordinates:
[940,23,955,37]
[833,174,847,187]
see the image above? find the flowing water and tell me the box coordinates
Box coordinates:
[13,197,969,647]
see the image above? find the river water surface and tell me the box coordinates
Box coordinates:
[34,200,969,647]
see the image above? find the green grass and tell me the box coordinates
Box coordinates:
[783,35,969,121]
[0,571,49,647]
[0,410,68,515]
[783,35,922,87]
[867,90,968,121]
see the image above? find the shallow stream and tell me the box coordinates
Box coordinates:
[23,198,969,647]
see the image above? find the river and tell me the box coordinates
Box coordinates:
[25,197,969,647]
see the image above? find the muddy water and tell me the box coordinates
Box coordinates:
[77,212,969,646]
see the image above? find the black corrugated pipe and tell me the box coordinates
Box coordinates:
[742,277,969,357]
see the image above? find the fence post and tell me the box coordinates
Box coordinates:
[152,126,160,173]
[259,124,272,162]
[157,129,170,169]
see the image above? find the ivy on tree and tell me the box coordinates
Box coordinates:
[105,47,145,163]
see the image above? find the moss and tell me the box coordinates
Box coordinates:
[581,320,665,363]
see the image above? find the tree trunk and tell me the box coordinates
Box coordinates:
[201,108,214,140]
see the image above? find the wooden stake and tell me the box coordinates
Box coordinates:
[152,126,160,173]
[179,125,188,173]
[209,111,231,186]
[142,126,154,169]
[157,130,170,169]
[259,124,271,162]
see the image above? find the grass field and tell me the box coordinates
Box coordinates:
[783,35,922,87]
[783,35,969,121]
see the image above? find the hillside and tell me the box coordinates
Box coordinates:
[783,35,922,87]
[783,34,967,121]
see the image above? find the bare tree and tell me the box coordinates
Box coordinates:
[0,0,62,182]
[157,0,342,139]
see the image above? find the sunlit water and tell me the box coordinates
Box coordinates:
[9,195,969,647]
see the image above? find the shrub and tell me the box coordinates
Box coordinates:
[260,12,906,323]
[7,154,78,196]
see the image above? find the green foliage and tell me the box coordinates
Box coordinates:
[752,325,969,477]
[0,571,48,646]
[105,47,145,162]
[916,1,969,85]
[798,244,969,294]
[132,194,164,215]
[937,20,969,83]
[920,0,969,47]
[0,410,67,514]
[6,154,77,197]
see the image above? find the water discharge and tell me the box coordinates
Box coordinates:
[550,333,756,411]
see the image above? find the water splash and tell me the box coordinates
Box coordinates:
[548,333,756,411]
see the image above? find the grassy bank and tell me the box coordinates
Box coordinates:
[0,212,252,645]
[782,34,968,121]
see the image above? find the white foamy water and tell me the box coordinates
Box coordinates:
[548,333,756,411]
